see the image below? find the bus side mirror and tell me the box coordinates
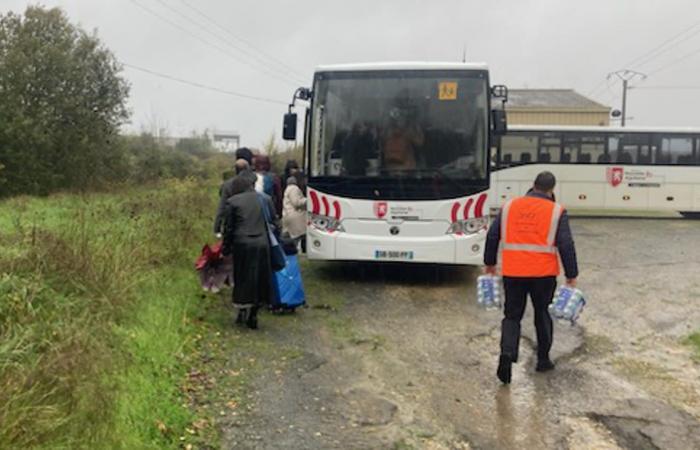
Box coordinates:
[283,112,297,141]
[492,109,507,136]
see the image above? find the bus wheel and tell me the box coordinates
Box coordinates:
[680,211,700,219]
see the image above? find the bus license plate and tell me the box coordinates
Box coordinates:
[374,250,414,260]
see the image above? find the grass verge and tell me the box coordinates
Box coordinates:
[0,179,228,448]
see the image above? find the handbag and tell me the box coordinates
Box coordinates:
[258,194,286,271]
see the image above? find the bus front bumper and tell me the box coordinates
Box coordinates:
[306,229,486,265]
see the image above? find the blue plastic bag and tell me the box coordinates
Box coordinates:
[273,254,305,309]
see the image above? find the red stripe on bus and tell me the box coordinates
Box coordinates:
[450,201,460,223]
[322,196,330,217]
[310,190,320,215]
[332,200,341,220]
[463,198,474,220]
[474,193,487,218]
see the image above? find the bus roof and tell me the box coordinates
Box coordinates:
[508,124,700,134]
[314,62,489,72]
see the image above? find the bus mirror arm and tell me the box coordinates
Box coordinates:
[283,87,312,141]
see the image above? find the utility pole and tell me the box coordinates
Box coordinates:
[607,70,646,126]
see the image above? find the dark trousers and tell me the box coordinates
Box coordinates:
[500,276,557,362]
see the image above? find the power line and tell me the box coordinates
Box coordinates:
[587,78,608,97]
[589,20,700,98]
[122,62,287,105]
[623,20,700,69]
[647,45,700,76]
[177,0,307,81]
[632,27,700,70]
[631,85,700,90]
[127,0,299,87]
[150,0,306,85]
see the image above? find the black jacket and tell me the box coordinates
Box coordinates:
[483,191,579,279]
[214,170,259,234]
[223,190,267,242]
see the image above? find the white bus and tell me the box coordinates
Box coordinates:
[282,62,508,264]
[491,125,700,218]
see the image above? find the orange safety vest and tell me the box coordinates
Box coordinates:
[501,196,564,277]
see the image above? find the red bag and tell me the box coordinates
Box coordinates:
[195,241,233,293]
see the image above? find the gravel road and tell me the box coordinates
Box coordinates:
[223,218,700,450]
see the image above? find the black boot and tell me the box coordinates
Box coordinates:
[235,309,248,325]
[246,307,259,330]
[497,354,513,384]
[536,359,555,372]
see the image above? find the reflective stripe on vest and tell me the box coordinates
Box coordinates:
[501,199,562,253]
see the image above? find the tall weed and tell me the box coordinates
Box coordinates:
[0,178,218,448]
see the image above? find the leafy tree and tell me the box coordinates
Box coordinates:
[0,6,129,196]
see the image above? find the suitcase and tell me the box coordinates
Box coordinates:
[271,253,305,311]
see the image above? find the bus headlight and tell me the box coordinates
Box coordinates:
[310,213,345,233]
[446,217,488,235]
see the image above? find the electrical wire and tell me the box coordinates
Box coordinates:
[150,0,306,85]
[127,0,300,87]
[631,85,700,90]
[647,45,700,76]
[623,20,700,69]
[122,62,288,105]
[177,0,307,81]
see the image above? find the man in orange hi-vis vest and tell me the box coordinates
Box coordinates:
[484,171,579,384]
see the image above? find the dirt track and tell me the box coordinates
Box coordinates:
[222,218,700,450]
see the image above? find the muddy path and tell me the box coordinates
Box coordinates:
[222,219,700,450]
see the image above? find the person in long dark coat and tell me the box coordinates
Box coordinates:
[222,175,273,329]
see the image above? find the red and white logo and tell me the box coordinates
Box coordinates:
[373,201,388,219]
[606,167,624,187]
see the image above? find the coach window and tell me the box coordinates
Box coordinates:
[538,135,561,163]
[560,134,579,163]
[500,135,537,165]
[579,135,605,164]
[660,136,693,164]
[606,136,621,163]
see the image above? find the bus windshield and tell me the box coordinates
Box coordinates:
[309,70,489,200]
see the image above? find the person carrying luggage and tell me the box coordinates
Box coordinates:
[483,171,579,384]
[222,174,274,330]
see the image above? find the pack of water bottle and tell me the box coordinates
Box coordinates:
[548,286,586,325]
[476,275,504,310]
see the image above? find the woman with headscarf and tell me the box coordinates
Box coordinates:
[282,175,307,253]
[282,159,300,191]
[253,155,283,217]
[222,174,273,329]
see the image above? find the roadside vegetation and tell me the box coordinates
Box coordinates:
[0,5,309,448]
[0,180,222,447]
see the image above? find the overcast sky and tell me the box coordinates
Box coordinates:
[4,0,700,146]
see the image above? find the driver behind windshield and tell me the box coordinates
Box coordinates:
[382,99,424,172]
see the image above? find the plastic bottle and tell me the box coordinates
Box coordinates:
[549,286,586,324]
[476,275,503,310]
